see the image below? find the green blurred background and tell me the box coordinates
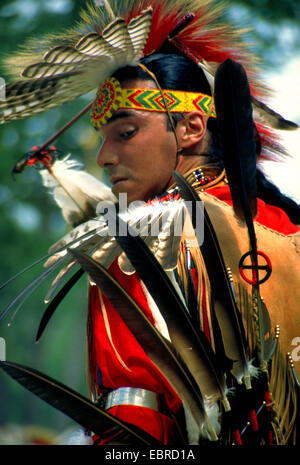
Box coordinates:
[0,0,299,443]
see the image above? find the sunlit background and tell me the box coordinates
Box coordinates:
[0,0,299,444]
[263,55,300,203]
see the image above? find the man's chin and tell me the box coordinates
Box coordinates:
[112,182,147,205]
[111,179,129,197]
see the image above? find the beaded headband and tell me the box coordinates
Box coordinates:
[91,77,216,127]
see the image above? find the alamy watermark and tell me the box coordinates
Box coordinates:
[291,337,300,362]
[0,77,6,101]
[95,193,205,244]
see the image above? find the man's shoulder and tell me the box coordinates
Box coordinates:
[203,185,299,236]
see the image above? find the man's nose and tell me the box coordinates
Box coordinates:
[96,138,119,168]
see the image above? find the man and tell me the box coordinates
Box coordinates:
[87,54,223,445]
[1,0,299,446]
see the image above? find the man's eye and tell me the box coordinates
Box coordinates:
[120,128,137,139]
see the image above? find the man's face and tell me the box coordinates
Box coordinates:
[96,79,178,204]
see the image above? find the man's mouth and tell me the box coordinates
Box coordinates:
[110,176,128,186]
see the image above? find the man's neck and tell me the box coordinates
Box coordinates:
[166,155,224,193]
[166,154,213,191]
[174,154,212,176]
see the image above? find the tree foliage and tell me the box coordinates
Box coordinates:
[232,0,300,23]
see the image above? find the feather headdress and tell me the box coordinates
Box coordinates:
[0,0,297,161]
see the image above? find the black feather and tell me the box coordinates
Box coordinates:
[0,360,158,444]
[214,60,273,368]
[36,269,84,342]
[214,58,257,240]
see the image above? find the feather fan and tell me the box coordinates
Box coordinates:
[68,248,217,443]
[0,197,186,342]
[173,171,251,389]
[110,211,230,415]
[0,6,152,123]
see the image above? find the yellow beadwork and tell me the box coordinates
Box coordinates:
[91,77,216,127]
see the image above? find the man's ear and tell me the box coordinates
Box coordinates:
[176,111,207,149]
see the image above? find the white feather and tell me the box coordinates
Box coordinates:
[117,199,185,274]
[202,398,221,439]
[183,400,219,445]
[233,358,260,387]
[39,156,116,225]
[183,404,202,445]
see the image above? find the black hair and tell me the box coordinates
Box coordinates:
[113,53,212,94]
[113,53,300,225]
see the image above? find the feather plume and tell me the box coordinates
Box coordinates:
[0,256,67,324]
[252,289,274,370]
[0,196,186,338]
[251,96,299,131]
[36,198,184,336]
[117,199,184,274]
[1,0,296,163]
[0,222,100,323]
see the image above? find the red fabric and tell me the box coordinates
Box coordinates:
[95,406,176,444]
[207,185,299,235]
